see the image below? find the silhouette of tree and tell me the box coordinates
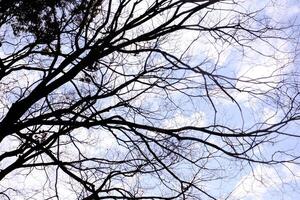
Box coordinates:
[0,0,299,199]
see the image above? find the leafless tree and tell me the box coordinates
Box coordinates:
[0,0,299,199]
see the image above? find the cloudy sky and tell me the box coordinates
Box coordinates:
[0,0,300,199]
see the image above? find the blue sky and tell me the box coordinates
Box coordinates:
[0,0,300,199]
[154,0,300,199]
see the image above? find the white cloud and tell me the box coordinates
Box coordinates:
[164,111,206,129]
[230,164,300,200]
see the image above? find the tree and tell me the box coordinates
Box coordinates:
[0,0,299,199]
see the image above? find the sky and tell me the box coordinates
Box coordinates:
[1,0,300,199]
[146,0,300,199]
[188,0,300,199]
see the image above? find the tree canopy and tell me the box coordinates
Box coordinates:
[0,0,299,199]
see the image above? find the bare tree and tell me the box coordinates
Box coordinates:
[0,0,299,199]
